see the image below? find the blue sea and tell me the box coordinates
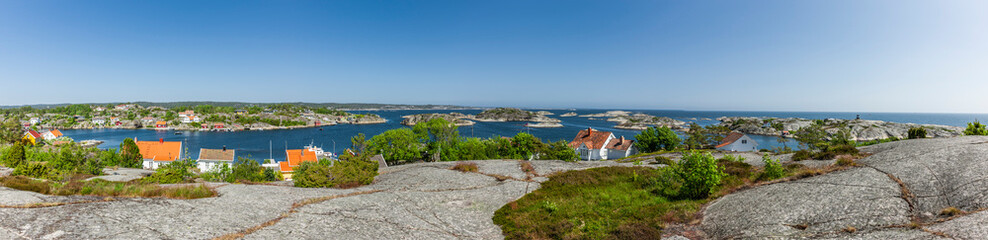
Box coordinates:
[61,109,988,162]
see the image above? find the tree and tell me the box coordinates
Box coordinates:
[634,126,680,153]
[350,133,368,155]
[3,141,27,167]
[510,132,541,160]
[964,121,988,136]
[329,152,379,187]
[119,138,143,168]
[538,140,578,162]
[0,117,22,144]
[226,158,266,183]
[413,118,460,161]
[368,128,424,165]
[683,123,711,150]
[793,124,828,150]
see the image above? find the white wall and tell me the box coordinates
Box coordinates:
[717,135,759,152]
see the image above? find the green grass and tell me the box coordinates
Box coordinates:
[494,167,690,239]
[1,176,216,199]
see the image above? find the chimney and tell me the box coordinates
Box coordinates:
[159,138,163,144]
[222,145,226,151]
[586,127,592,136]
[620,136,625,143]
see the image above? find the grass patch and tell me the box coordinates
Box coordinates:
[1,176,216,199]
[451,162,479,173]
[493,167,675,239]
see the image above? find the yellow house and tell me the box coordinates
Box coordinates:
[22,130,41,145]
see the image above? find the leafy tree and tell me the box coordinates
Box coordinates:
[226,158,267,183]
[142,159,196,184]
[510,132,541,160]
[964,121,988,136]
[673,151,724,200]
[413,118,460,161]
[119,138,143,168]
[907,127,927,139]
[538,140,578,162]
[634,126,680,152]
[368,128,423,165]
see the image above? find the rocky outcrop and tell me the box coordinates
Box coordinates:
[524,122,563,128]
[471,108,561,123]
[610,113,687,130]
[560,112,578,117]
[0,160,638,239]
[717,117,963,141]
[702,136,988,239]
[578,110,631,118]
[400,113,475,126]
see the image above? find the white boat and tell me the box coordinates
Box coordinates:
[305,142,335,159]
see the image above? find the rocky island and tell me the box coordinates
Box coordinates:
[469,108,563,128]
[717,116,964,141]
[400,113,476,126]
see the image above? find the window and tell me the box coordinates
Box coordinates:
[742,140,747,144]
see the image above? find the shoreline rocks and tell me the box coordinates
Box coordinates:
[400,113,476,126]
[717,116,963,141]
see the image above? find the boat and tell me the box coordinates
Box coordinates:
[304,141,336,159]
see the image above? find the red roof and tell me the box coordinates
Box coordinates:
[716,132,746,148]
[25,130,41,139]
[605,137,635,151]
[569,128,613,149]
[279,161,293,173]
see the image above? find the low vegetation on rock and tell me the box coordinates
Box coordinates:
[0,175,215,199]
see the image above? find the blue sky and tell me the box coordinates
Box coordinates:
[1,1,986,113]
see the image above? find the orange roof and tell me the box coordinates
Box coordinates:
[286,149,319,168]
[156,121,167,125]
[49,129,63,137]
[716,132,746,148]
[279,161,294,173]
[135,140,183,161]
[569,128,613,149]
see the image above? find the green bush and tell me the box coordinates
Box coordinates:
[791,150,812,161]
[226,158,271,183]
[12,162,60,180]
[293,161,331,188]
[964,121,988,136]
[673,151,724,200]
[907,127,927,139]
[142,159,196,184]
[653,156,675,166]
[757,154,785,181]
[119,138,143,168]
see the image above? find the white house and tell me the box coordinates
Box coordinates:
[41,129,63,141]
[29,117,41,125]
[92,118,106,125]
[178,110,195,118]
[181,115,201,123]
[569,128,638,161]
[197,147,235,172]
[716,132,759,152]
[136,139,183,170]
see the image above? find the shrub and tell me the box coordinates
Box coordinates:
[451,162,479,172]
[757,154,785,181]
[717,158,753,179]
[825,144,859,155]
[329,152,379,187]
[119,138,143,168]
[1,176,51,194]
[12,162,59,180]
[673,151,724,200]
[907,127,927,139]
[718,155,745,163]
[225,158,270,183]
[142,159,196,184]
[835,155,856,167]
[791,150,812,161]
[964,121,988,136]
[653,156,675,166]
[292,161,331,188]
[940,207,963,217]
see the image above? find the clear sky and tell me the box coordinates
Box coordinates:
[1,1,986,113]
